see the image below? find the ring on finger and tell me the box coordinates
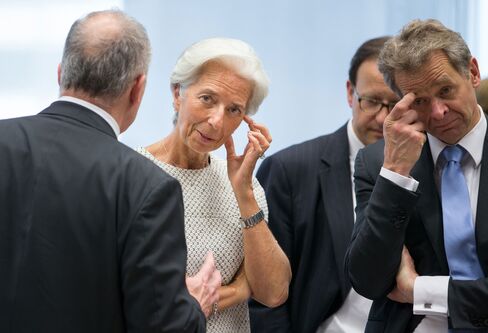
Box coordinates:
[212,302,218,316]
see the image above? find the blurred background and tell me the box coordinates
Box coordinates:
[1,0,486,159]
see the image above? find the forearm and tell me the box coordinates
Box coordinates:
[348,176,417,299]
[237,196,290,308]
[218,268,250,311]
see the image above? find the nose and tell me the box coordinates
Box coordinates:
[207,105,224,129]
[430,98,448,120]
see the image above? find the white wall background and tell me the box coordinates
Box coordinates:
[1,0,486,159]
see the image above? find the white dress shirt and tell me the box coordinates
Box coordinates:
[316,120,372,333]
[57,95,120,137]
[380,106,486,332]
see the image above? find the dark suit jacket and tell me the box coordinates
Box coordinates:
[346,134,488,332]
[0,101,205,333]
[249,124,355,333]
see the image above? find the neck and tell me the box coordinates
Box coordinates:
[149,133,210,170]
[61,89,131,133]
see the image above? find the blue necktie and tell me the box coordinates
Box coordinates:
[441,145,484,280]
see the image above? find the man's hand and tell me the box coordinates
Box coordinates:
[383,93,427,176]
[186,252,222,317]
[388,246,418,303]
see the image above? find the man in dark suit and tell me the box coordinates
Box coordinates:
[0,10,219,333]
[249,37,399,333]
[346,19,488,332]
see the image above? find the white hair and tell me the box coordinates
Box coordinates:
[170,37,269,115]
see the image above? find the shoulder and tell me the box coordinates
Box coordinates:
[114,144,181,195]
[261,125,348,172]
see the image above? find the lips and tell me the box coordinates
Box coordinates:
[196,129,216,142]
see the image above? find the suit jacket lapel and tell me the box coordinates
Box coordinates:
[475,128,488,274]
[319,124,355,297]
[411,142,449,271]
[40,101,117,139]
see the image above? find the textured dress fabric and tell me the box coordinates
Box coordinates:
[137,147,268,333]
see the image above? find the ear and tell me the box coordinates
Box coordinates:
[172,84,182,112]
[57,63,62,86]
[469,57,481,88]
[130,74,146,106]
[346,80,354,108]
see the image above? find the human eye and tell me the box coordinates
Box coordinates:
[228,105,243,115]
[439,86,453,98]
[362,97,380,108]
[199,94,214,104]
[413,97,428,106]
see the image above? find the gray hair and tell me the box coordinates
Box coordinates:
[170,37,269,116]
[60,9,151,100]
[378,19,471,96]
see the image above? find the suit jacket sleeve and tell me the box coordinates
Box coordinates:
[249,155,292,333]
[345,147,420,300]
[121,176,205,333]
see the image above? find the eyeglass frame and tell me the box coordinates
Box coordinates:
[353,89,397,114]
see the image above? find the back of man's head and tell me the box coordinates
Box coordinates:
[59,9,151,102]
[348,36,391,87]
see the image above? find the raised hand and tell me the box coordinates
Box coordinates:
[383,92,427,176]
[225,115,272,201]
[185,252,222,317]
[387,246,418,304]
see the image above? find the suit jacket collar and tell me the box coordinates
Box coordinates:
[319,123,355,297]
[40,101,117,139]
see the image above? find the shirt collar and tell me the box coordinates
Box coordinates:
[347,119,365,160]
[57,96,121,137]
[428,105,486,167]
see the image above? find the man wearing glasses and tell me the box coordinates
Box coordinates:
[249,36,399,333]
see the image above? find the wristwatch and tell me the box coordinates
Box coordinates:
[240,209,265,229]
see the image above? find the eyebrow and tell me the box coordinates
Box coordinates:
[432,74,455,87]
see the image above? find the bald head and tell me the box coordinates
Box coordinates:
[59,9,151,101]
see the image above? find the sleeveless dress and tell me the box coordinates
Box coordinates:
[137,148,268,333]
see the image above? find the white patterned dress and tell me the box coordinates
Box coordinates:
[137,148,268,333]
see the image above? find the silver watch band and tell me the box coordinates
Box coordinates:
[240,209,265,229]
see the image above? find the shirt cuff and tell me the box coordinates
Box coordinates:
[380,167,419,192]
[413,276,450,316]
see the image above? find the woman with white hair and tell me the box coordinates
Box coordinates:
[138,37,291,332]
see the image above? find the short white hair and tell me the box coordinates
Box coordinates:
[170,37,269,115]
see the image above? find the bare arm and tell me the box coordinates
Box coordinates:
[216,264,251,311]
[225,116,291,307]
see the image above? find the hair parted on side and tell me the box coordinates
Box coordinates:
[170,37,269,116]
[348,36,391,87]
[378,19,472,96]
[60,9,151,100]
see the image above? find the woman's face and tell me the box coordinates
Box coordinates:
[173,61,253,154]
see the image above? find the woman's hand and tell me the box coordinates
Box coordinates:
[185,252,222,317]
[216,265,251,311]
[224,115,272,201]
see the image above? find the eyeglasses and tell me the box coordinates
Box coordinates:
[354,90,397,114]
